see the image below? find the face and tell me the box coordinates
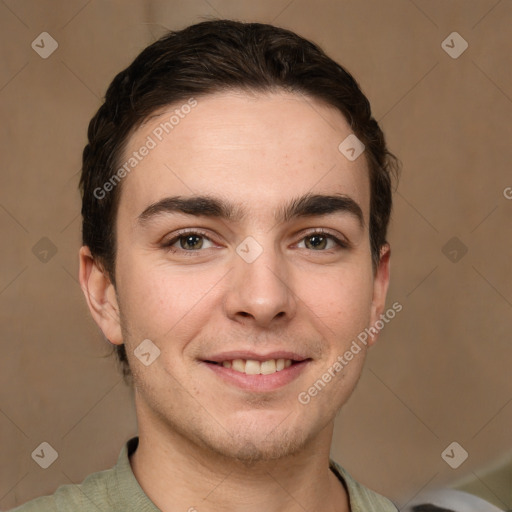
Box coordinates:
[81,90,390,462]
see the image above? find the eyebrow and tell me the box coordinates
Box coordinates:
[137,193,364,228]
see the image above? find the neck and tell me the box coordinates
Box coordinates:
[130,402,350,512]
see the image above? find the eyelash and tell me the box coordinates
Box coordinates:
[162,229,215,255]
[161,228,349,254]
[297,229,349,251]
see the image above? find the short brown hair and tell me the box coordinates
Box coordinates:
[80,19,400,380]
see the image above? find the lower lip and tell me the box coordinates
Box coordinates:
[202,361,310,392]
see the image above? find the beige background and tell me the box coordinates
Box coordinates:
[1,0,511,510]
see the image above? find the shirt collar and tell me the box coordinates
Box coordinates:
[112,437,395,511]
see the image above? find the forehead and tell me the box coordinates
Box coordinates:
[117,90,370,225]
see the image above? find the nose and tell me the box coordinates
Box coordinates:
[223,241,297,328]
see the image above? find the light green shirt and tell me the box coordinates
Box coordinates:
[10,437,398,511]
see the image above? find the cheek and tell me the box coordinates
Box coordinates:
[116,255,226,340]
[295,262,374,334]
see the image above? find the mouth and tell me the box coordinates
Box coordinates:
[205,358,297,375]
[200,352,312,392]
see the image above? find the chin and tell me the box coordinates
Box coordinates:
[200,421,313,465]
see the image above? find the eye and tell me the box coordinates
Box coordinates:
[297,231,347,251]
[163,230,216,252]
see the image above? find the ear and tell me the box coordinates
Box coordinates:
[367,243,391,347]
[78,246,123,345]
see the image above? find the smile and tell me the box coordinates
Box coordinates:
[212,358,293,375]
[202,355,311,392]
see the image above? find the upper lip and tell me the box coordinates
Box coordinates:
[202,351,310,363]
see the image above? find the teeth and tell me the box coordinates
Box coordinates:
[232,359,245,372]
[260,360,276,375]
[220,358,294,375]
[245,360,261,375]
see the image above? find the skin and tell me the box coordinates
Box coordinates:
[79,90,390,512]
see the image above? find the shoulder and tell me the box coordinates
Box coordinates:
[8,466,118,512]
[9,437,156,512]
[330,459,399,512]
[8,495,57,512]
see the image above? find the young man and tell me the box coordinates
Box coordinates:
[12,19,400,511]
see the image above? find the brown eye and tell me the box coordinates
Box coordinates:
[305,234,328,250]
[163,231,215,252]
[299,232,345,251]
[179,234,204,250]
